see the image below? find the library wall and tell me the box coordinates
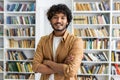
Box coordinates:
[0,0,120,80]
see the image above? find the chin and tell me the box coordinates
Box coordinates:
[54,28,61,31]
[54,28,66,31]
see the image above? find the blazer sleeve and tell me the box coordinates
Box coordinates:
[63,38,84,77]
[32,37,44,72]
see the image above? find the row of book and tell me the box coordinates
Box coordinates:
[111,51,120,62]
[74,27,108,37]
[83,38,109,49]
[78,76,98,80]
[112,28,120,37]
[0,15,3,24]
[113,2,120,10]
[111,40,120,50]
[5,73,34,79]
[74,0,110,11]
[7,3,35,11]
[80,64,108,74]
[9,39,35,48]
[111,64,120,75]
[7,62,33,72]
[73,14,109,24]
[74,1,120,11]
[6,50,33,60]
[0,65,3,72]
[7,16,35,24]
[112,16,120,24]
[0,32,3,36]
[111,76,120,80]
[0,26,3,36]
[0,38,3,48]
[83,51,108,61]
[0,2,3,11]
[6,27,35,36]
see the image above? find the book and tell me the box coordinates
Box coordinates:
[84,65,92,74]
[114,64,120,75]
[28,74,34,79]
[102,0,110,10]
[0,66,3,72]
[8,62,18,72]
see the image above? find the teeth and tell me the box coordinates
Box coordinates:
[57,23,60,25]
[56,24,61,26]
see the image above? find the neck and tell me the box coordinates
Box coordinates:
[54,29,66,37]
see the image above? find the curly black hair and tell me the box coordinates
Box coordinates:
[47,4,72,28]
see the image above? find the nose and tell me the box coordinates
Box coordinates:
[56,18,61,22]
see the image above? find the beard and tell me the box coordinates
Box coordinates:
[51,22,67,31]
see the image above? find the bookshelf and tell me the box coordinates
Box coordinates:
[33,0,120,80]
[72,0,111,80]
[4,0,36,79]
[0,0,4,80]
[72,0,120,80]
[111,0,120,80]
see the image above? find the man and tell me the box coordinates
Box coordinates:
[32,4,84,80]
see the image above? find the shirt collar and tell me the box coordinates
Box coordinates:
[49,30,69,42]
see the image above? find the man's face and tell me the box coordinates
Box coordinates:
[50,13,68,31]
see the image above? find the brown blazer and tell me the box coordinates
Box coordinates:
[32,31,84,80]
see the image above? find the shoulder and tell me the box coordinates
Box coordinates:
[65,33,83,48]
[69,35,84,50]
[37,35,49,44]
[67,33,83,43]
[40,35,49,40]
[74,37,83,46]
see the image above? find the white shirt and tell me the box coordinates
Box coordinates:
[49,36,62,80]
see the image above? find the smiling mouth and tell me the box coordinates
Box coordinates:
[56,23,62,25]
[54,22,62,26]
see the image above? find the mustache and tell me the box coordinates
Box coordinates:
[54,22,63,26]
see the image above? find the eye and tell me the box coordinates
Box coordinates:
[52,16,58,19]
[61,17,65,19]
[61,17,67,20]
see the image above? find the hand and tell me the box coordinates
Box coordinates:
[43,60,50,66]
[64,54,74,64]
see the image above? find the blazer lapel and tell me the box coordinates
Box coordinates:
[48,33,54,60]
